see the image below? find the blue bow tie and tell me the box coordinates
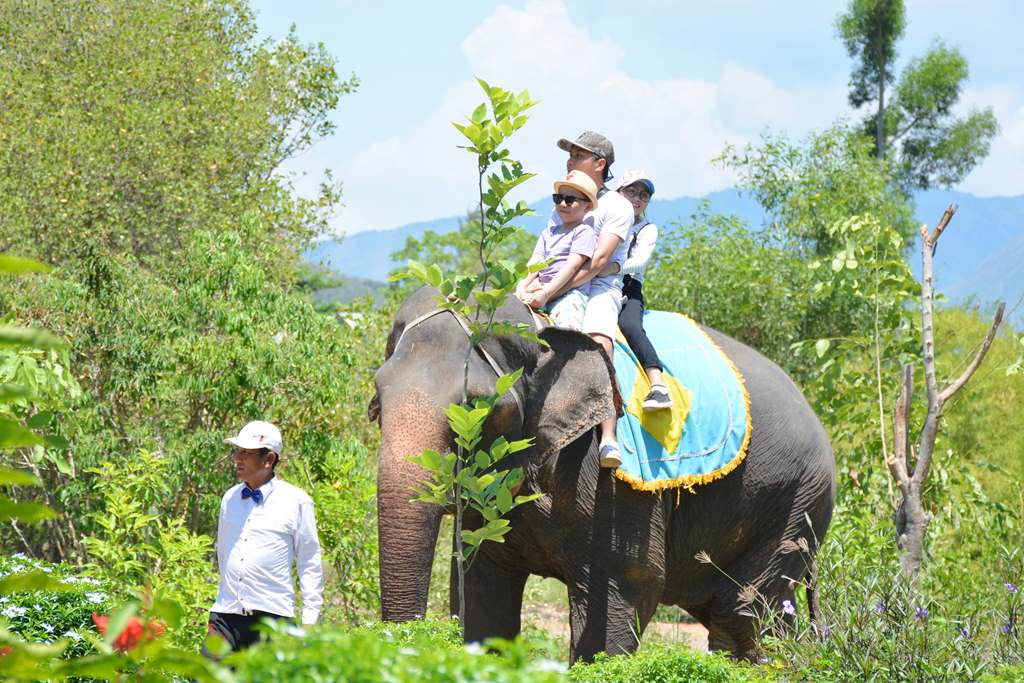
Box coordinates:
[241,486,263,504]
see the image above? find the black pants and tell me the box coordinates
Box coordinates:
[201,610,289,659]
[619,276,663,372]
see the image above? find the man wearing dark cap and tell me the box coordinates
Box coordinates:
[550,131,635,469]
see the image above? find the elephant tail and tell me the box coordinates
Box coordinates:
[806,557,821,625]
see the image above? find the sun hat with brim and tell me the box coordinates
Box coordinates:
[225,420,283,456]
[617,169,655,197]
[553,170,599,207]
[556,131,615,179]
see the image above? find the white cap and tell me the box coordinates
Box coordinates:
[225,420,283,456]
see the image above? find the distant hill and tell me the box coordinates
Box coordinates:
[305,189,1024,323]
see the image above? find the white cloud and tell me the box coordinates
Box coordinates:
[958,84,1024,197]
[330,0,880,236]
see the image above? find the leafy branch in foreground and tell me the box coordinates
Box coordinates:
[392,78,541,633]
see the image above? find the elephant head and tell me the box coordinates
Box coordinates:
[369,287,620,621]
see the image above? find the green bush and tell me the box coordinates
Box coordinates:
[569,645,769,682]
[230,619,567,682]
[0,554,111,659]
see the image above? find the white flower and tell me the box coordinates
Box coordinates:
[86,591,107,604]
[0,597,8,604]
[2,605,27,618]
[41,622,55,633]
[63,630,82,641]
[41,566,53,573]
[12,553,26,559]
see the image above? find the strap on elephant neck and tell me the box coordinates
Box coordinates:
[392,307,525,422]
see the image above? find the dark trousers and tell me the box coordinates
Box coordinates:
[619,276,663,372]
[201,610,289,659]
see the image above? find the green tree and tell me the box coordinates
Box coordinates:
[0,0,356,268]
[389,210,535,294]
[836,0,998,190]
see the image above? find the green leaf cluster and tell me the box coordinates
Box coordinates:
[0,0,357,269]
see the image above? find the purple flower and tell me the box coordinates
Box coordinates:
[960,627,971,639]
[874,599,886,615]
[1005,582,1018,594]
[914,606,929,622]
[820,624,832,638]
[782,599,796,616]
[1002,621,1013,635]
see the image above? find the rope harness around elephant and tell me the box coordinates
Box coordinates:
[391,306,546,424]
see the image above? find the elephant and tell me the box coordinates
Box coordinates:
[369,286,835,663]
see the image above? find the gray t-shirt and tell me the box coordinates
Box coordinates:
[546,186,634,289]
[532,215,598,295]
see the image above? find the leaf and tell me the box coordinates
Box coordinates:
[0,466,41,486]
[26,410,53,429]
[0,326,66,350]
[0,570,74,594]
[0,417,44,448]
[495,367,523,397]
[496,486,513,514]
[102,602,140,648]
[0,384,30,403]
[0,496,58,523]
[0,254,50,274]
[471,103,488,124]
[815,339,831,358]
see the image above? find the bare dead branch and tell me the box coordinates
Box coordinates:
[929,204,957,252]
[938,302,1005,404]
[887,364,913,495]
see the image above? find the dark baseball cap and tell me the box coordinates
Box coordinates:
[557,131,615,179]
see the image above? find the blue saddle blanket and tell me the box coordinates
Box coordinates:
[612,311,751,492]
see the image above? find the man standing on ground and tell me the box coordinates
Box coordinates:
[550,131,635,469]
[203,420,323,656]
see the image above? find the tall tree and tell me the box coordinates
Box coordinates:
[837,0,906,160]
[836,0,998,190]
[0,0,357,268]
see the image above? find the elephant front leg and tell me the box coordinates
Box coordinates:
[455,549,528,645]
[568,575,662,663]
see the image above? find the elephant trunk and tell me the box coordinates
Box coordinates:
[377,389,450,622]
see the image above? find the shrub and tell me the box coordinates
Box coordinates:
[230,619,567,682]
[569,645,769,682]
[0,554,111,659]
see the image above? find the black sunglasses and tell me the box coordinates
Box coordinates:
[552,193,588,206]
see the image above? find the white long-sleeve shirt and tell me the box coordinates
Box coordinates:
[620,221,658,283]
[211,476,324,624]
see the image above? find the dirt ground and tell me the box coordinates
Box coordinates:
[522,601,710,652]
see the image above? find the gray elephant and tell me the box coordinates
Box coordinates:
[369,287,835,662]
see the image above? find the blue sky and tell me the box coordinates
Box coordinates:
[251,0,1024,236]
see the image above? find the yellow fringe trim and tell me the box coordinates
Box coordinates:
[613,312,753,495]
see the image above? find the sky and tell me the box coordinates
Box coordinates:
[251,0,1024,236]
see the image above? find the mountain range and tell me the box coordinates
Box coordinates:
[304,189,1024,323]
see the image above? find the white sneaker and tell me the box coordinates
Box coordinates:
[599,443,622,469]
[642,384,673,411]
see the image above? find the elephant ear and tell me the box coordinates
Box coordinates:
[525,327,622,461]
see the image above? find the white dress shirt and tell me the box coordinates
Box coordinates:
[211,476,324,624]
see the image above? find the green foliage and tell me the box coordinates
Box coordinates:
[82,450,216,649]
[230,619,566,682]
[836,0,906,113]
[645,206,809,364]
[0,554,111,659]
[834,0,998,189]
[308,436,379,622]
[569,645,768,682]
[410,370,540,559]
[0,0,356,267]
[390,211,536,295]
